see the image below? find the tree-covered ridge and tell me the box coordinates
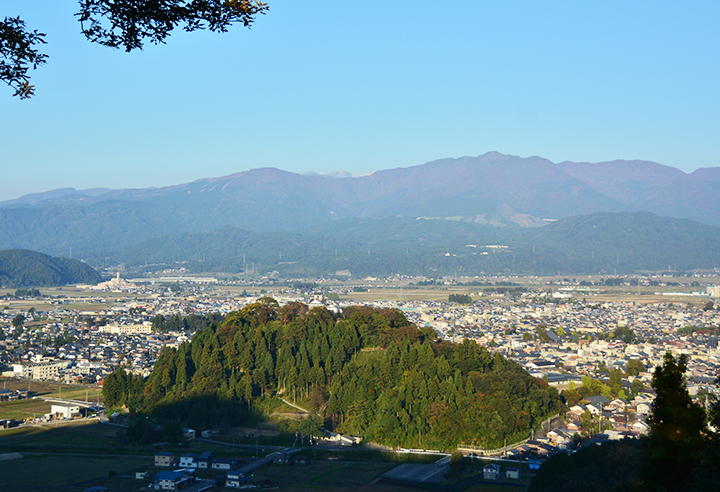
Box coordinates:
[326,337,561,449]
[0,249,102,287]
[108,299,561,450]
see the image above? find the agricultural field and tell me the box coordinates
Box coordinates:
[0,379,102,422]
[0,378,102,401]
[0,453,150,491]
[0,397,52,420]
[0,421,530,491]
[253,461,397,490]
[0,421,118,453]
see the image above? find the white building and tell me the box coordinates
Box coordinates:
[51,403,80,418]
[101,322,152,335]
[12,361,66,380]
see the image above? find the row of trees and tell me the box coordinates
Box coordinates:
[448,294,473,304]
[104,298,562,449]
[150,313,223,333]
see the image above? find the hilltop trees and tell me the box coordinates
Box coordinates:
[123,298,561,449]
[2,1,268,98]
[102,366,144,410]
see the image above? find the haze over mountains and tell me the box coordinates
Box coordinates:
[3,152,720,277]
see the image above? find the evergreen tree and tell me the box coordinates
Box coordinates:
[645,352,707,492]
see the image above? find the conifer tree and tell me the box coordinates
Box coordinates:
[645,352,706,492]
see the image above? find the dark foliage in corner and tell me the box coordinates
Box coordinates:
[530,351,720,492]
[0,17,47,98]
[77,0,268,51]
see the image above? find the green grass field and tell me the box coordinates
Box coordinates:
[0,379,103,421]
[0,421,118,453]
[0,421,276,459]
[0,398,52,420]
[0,378,103,399]
[0,454,150,491]
[254,461,397,489]
[0,421,528,491]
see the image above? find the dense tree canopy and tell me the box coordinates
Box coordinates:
[104,299,562,449]
[448,293,472,304]
[77,0,268,51]
[1,1,268,98]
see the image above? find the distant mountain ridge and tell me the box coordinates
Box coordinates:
[104,212,720,277]
[3,152,720,263]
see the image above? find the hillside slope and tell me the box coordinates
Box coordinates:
[0,249,102,287]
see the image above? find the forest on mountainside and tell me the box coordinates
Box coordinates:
[0,249,102,287]
[94,212,720,277]
[103,299,562,450]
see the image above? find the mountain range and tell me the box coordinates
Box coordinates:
[3,152,720,276]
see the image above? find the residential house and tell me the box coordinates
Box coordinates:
[483,463,501,480]
[154,452,175,468]
[153,469,193,490]
[339,434,363,446]
[632,421,650,434]
[547,427,574,449]
[51,403,80,419]
[586,394,611,410]
[636,402,652,415]
[196,450,213,469]
[211,458,236,470]
[225,469,251,488]
[506,467,520,480]
[605,399,627,412]
[179,453,197,468]
[181,427,196,440]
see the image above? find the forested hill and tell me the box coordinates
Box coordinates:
[104,299,562,450]
[104,212,720,276]
[0,249,102,287]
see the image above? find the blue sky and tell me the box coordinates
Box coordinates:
[2,1,719,201]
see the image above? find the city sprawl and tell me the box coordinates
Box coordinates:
[2,273,719,452]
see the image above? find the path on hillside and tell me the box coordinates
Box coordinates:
[279,398,310,414]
